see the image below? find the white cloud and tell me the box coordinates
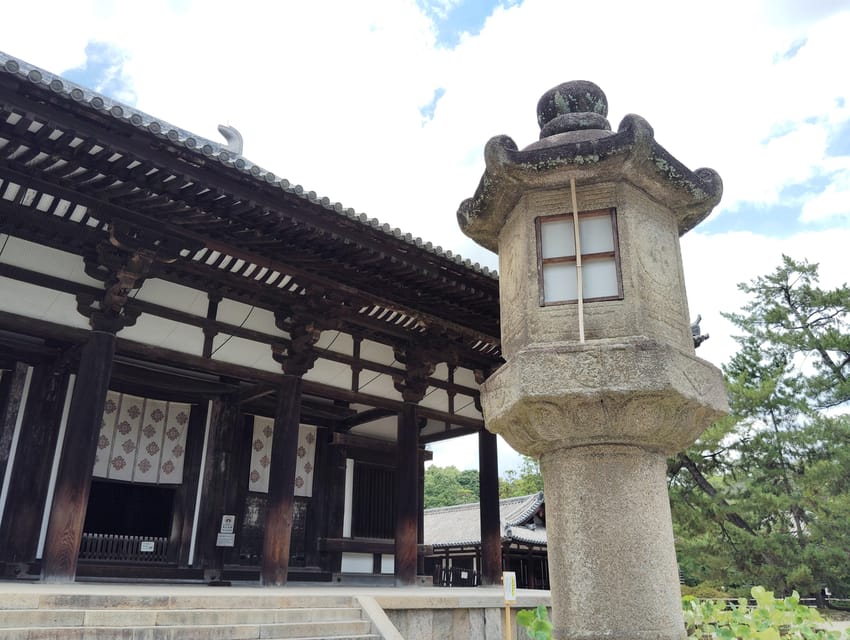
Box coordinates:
[681,228,850,372]
[3,0,849,473]
[800,167,850,223]
[5,0,848,263]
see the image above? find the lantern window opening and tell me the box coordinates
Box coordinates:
[536,208,623,306]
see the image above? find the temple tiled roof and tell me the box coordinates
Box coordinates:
[424,492,546,549]
[0,52,497,279]
[0,51,502,365]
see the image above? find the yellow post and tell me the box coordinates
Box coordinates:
[503,571,517,640]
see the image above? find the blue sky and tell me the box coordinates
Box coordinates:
[63,41,136,105]
[2,0,848,472]
[418,0,517,48]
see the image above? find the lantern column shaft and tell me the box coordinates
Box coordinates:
[541,444,683,640]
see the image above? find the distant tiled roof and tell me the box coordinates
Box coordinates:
[424,492,546,549]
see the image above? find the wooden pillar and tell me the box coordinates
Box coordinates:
[321,439,347,574]
[40,242,154,583]
[172,403,209,566]
[479,428,502,586]
[395,401,419,585]
[0,361,69,569]
[261,316,323,586]
[196,393,243,578]
[42,331,116,582]
[304,427,329,568]
[261,373,303,586]
[0,362,30,497]
[229,415,255,566]
[393,344,438,586]
[417,448,426,576]
[392,345,438,587]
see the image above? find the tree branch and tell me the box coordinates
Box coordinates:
[676,453,757,535]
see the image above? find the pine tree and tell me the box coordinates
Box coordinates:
[670,256,850,596]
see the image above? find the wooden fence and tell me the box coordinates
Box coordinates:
[79,533,169,563]
[433,565,480,587]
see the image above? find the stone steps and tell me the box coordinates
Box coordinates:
[0,592,385,640]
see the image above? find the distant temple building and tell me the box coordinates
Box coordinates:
[424,493,548,589]
[0,52,506,586]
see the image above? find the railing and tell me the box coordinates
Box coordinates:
[79,533,169,563]
[433,565,480,587]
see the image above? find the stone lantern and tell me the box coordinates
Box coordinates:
[458,81,727,640]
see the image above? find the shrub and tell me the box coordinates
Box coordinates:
[516,587,849,640]
[516,605,552,640]
[683,586,846,640]
[682,584,733,599]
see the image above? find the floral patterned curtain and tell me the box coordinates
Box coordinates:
[248,415,316,498]
[93,391,191,485]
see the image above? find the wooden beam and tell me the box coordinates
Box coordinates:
[238,383,276,405]
[319,537,432,555]
[419,423,482,444]
[339,407,396,431]
[0,260,496,382]
[0,310,485,431]
[330,432,433,462]
[0,87,500,298]
[110,361,237,399]
[0,167,500,347]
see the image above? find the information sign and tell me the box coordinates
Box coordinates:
[503,571,517,602]
[220,514,236,534]
[216,533,235,547]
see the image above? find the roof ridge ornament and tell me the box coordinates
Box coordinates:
[217,124,244,156]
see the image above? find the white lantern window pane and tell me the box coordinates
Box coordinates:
[543,262,577,303]
[578,215,614,254]
[582,259,619,299]
[540,220,575,259]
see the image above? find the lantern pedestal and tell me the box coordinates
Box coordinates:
[482,339,726,639]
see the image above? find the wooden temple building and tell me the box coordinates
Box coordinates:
[424,493,549,589]
[0,51,506,586]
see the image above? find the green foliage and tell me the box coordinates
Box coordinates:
[683,586,847,640]
[670,256,850,596]
[423,465,480,508]
[500,455,544,498]
[723,255,850,409]
[424,455,544,508]
[682,584,733,599]
[516,605,552,640]
[517,587,848,640]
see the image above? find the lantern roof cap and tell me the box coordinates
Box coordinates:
[457,81,723,253]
